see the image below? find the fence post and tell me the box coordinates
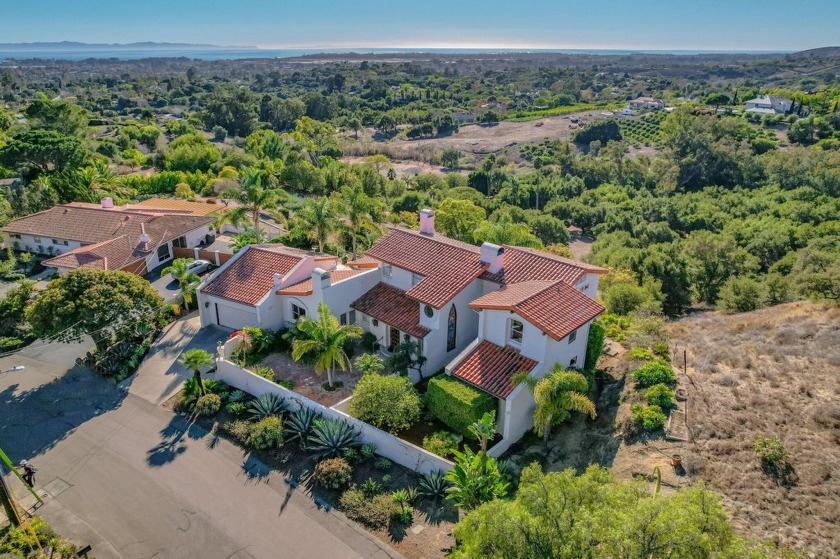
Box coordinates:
[214,250,220,266]
[194,247,200,259]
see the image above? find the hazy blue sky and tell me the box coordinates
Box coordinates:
[2,0,838,51]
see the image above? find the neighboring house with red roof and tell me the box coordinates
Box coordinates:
[196,208,606,451]
[2,198,214,276]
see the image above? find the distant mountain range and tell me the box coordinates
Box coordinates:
[0,41,256,51]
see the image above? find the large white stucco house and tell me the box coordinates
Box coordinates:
[744,95,792,115]
[1,198,215,275]
[196,208,606,447]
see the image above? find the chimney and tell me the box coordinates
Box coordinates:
[419,208,435,235]
[480,242,504,273]
[273,273,282,288]
[310,268,330,298]
[101,197,114,209]
[138,223,151,245]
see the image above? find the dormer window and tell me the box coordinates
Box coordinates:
[383,264,392,278]
[508,319,523,345]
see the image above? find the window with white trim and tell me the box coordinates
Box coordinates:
[157,243,171,261]
[568,329,577,344]
[349,310,357,324]
[291,303,306,321]
[508,319,524,344]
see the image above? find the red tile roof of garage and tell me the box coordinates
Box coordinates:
[275,268,368,296]
[201,246,307,306]
[365,227,488,309]
[346,255,380,268]
[350,282,430,339]
[450,341,538,399]
[470,280,605,341]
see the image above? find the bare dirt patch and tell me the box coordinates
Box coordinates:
[259,351,359,407]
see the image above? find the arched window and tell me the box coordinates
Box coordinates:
[447,306,457,352]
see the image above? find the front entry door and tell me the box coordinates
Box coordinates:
[389,327,401,351]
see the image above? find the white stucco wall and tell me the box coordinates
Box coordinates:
[380,264,417,291]
[5,233,82,255]
[420,279,484,376]
[575,272,600,300]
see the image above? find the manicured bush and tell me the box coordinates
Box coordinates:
[194,393,221,416]
[339,488,397,529]
[222,420,252,445]
[313,457,353,490]
[632,359,676,388]
[248,416,284,450]
[349,373,421,434]
[645,384,676,409]
[424,375,496,439]
[422,431,458,458]
[361,331,378,352]
[631,404,668,431]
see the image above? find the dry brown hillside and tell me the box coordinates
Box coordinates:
[668,302,840,557]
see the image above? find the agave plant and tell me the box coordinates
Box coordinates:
[285,407,321,449]
[248,392,289,420]
[360,478,383,498]
[307,418,361,459]
[418,470,450,502]
[360,443,378,461]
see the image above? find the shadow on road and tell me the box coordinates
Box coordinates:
[0,363,126,464]
[146,413,206,467]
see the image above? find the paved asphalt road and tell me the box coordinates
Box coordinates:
[0,344,400,559]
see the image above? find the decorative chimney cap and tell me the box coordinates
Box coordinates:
[138,222,151,245]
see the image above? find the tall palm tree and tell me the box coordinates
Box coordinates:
[179,349,215,395]
[291,303,362,388]
[298,196,338,253]
[219,166,286,242]
[513,365,596,448]
[161,258,200,311]
[338,183,372,258]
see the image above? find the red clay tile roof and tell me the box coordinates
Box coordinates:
[44,237,132,271]
[350,283,430,339]
[276,268,368,296]
[481,246,607,285]
[450,341,538,399]
[346,255,379,268]
[201,246,306,306]
[3,205,213,245]
[365,228,488,309]
[471,280,605,340]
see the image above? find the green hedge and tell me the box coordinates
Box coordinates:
[424,375,496,439]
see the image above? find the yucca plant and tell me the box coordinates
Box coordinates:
[418,470,450,502]
[307,418,361,459]
[285,407,321,449]
[248,392,289,420]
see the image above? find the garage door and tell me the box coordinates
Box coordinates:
[215,303,258,330]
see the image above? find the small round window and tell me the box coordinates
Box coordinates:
[424,305,434,318]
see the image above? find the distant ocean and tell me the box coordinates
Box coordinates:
[0,47,790,62]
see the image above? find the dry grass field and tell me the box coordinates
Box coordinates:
[669,302,840,557]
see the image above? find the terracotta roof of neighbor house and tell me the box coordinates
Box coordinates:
[470,280,605,340]
[201,246,308,306]
[365,227,488,309]
[128,198,229,216]
[350,282,431,339]
[3,205,213,245]
[481,246,607,285]
[276,268,368,296]
[450,341,538,399]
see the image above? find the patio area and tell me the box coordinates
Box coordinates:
[258,349,363,407]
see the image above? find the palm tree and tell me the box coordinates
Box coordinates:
[513,365,596,448]
[161,258,200,311]
[291,303,362,388]
[219,166,286,242]
[179,349,215,395]
[338,183,372,258]
[297,197,338,253]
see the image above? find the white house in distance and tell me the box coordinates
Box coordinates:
[1,198,214,275]
[744,95,792,115]
[197,208,606,447]
[628,96,666,111]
